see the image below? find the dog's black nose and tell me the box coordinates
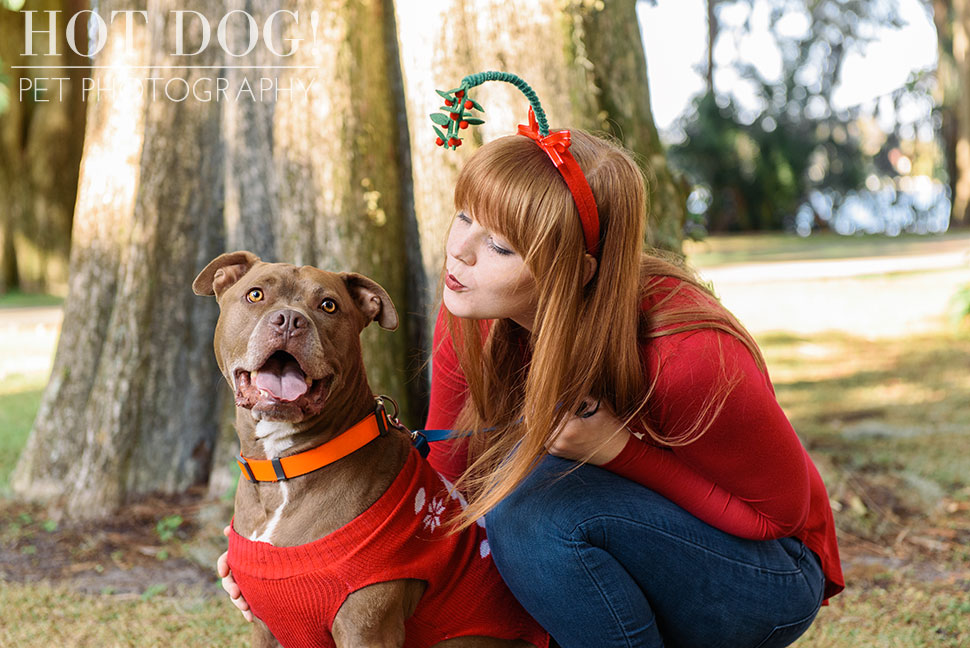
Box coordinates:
[270,309,307,338]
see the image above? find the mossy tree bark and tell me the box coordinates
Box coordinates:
[567,0,688,251]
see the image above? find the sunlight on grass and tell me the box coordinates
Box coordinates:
[0,581,250,647]
[755,329,970,646]
[0,375,46,493]
[684,230,970,268]
[762,333,970,438]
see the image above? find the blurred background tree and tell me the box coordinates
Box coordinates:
[668,0,953,235]
[932,0,970,228]
[0,0,86,294]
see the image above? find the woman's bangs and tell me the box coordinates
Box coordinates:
[454,136,564,253]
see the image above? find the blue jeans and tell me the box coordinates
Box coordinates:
[485,456,825,648]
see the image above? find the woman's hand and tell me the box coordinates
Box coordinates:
[546,400,630,466]
[218,525,253,623]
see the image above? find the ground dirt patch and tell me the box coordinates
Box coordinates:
[0,489,227,597]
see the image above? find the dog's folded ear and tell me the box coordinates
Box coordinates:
[193,251,261,298]
[340,273,398,331]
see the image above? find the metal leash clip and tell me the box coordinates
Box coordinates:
[375,395,432,457]
[375,394,407,430]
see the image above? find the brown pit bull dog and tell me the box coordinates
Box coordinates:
[193,251,548,648]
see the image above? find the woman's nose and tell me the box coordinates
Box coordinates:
[447,228,475,265]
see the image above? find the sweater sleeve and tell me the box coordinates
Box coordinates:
[602,328,812,540]
[424,306,471,483]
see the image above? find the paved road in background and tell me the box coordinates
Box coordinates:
[696,241,970,338]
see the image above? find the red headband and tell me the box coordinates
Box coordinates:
[517,108,600,258]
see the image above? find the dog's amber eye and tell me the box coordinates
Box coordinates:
[321,299,337,313]
[246,289,264,303]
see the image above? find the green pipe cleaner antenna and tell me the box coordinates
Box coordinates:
[430,71,551,150]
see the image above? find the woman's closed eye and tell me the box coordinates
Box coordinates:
[488,240,514,256]
[456,211,515,256]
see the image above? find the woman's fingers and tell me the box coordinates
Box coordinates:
[216,549,229,578]
[218,525,253,622]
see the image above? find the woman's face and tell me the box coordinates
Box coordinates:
[443,211,538,329]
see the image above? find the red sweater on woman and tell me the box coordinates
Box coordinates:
[425,278,844,602]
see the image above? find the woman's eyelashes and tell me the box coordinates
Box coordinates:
[488,240,514,256]
[456,212,515,256]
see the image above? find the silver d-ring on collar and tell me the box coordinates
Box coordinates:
[375,394,407,431]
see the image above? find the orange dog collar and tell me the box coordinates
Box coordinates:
[236,407,391,482]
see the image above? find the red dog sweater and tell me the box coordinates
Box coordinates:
[228,447,549,648]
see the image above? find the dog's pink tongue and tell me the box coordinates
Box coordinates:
[254,355,309,402]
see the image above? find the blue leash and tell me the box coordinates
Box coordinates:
[377,395,599,459]
[375,395,467,459]
[409,428,458,459]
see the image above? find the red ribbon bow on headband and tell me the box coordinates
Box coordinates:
[517,108,601,257]
[517,108,572,166]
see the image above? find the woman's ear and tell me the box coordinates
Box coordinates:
[582,254,598,286]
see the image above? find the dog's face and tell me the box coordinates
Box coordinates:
[193,251,397,423]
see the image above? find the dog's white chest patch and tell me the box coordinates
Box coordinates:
[249,421,297,545]
[250,482,289,545]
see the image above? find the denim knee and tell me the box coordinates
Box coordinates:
[485,456,589,568]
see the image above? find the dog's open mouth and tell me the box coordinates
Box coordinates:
[233,351,332,418]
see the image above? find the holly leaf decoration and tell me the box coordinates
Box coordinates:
[430,113,451,126]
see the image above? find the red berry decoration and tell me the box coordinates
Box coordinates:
[431,84,484,150]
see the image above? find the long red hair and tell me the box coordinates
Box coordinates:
[442,131,763,529]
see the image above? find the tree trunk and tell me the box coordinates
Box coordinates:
[16,0,423,515]
[394,0,685,303]
[933,1,960,226]
[937,0,970,227]
[13,0,228,517]
[269,0,419,421]
[205,0,425,492]
[0,0,87,295]
[567,0,688,252]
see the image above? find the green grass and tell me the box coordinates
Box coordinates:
[797,580,969,648]
[684,230,970,268]
[0,374,45,493]
[0,290,63,309]
[0,580,250,647]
